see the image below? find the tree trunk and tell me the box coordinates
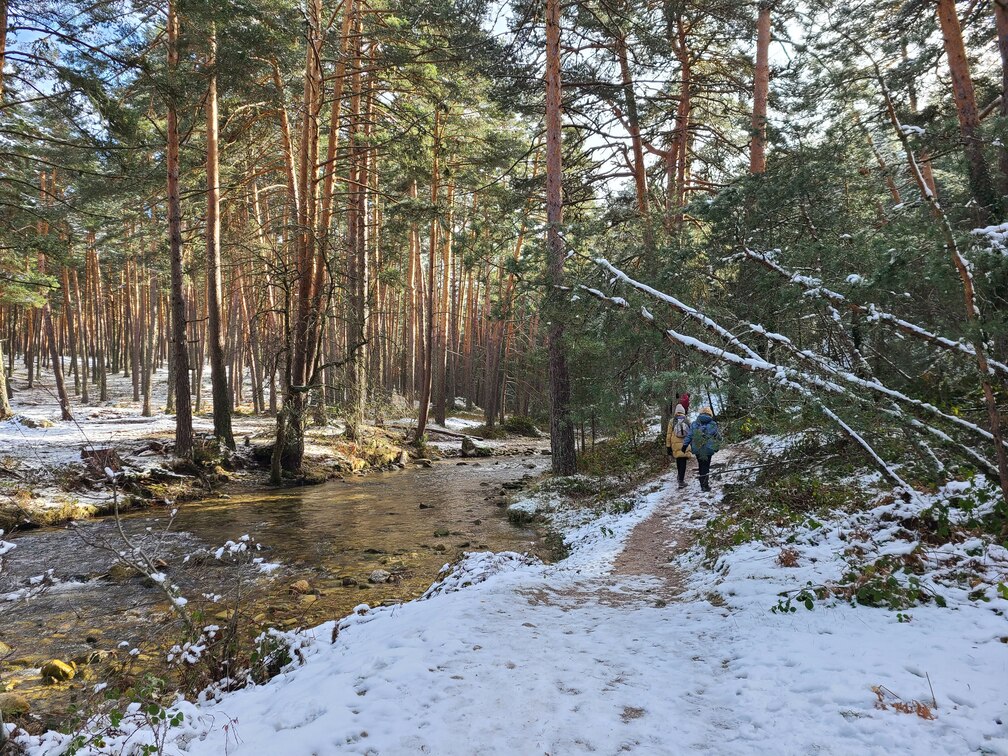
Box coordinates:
[0,336,10,419]
[142,274,157,417]
[750,2,771,174]
[995,0,1008,193]
[615,33,649,225]
[544,0,576,475]
[205,28,235,449]
[416,111,440,437]
[0,0,7,102]
[72,269,89,403]
[936,0,997,219]
[281,0,324,471]
[167,0,193,458]
[433,180,454,426]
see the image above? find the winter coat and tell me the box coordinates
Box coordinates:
[666,405,692,458]
[682,410,721,459]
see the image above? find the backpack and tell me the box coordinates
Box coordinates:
[673,416,689,438]
[692,421,722,455]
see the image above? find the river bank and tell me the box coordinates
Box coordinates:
[0,365,546,532]
[0,449,553,729]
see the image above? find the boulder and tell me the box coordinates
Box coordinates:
[41,659,76,684]
[368,569,392,584]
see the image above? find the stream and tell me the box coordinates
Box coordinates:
[0,455,549,722]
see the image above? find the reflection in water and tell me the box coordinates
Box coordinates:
[0,456,547,716]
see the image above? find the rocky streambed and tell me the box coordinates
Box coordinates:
[0,452,551,728]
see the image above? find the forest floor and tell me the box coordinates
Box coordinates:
[0,365,538,532]
[10,436,1007,754]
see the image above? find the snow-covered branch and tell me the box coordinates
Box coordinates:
[742,248,1008,380]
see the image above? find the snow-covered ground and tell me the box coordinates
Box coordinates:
[11,454,1008,754]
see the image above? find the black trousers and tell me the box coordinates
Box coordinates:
[697,456,712,491]
[676,457,687,484]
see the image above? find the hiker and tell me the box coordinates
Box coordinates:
[681,406,722,493]
[666,403,691,489]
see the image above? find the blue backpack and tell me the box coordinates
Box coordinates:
[692,420,722,455]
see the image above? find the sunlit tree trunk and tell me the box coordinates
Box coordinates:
[936,0,996,219]
[416,111,440,437]
[167,0,193,457]
[283,0,324,470]
[433,180,454,426]
[544,0,576,474]
[995,0,1008,193]
[750,2,771,174]
[205,28,235,449]
[0,0,7,102]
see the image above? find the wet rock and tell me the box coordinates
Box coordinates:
[433,528,450,537]
[472,519,482,525]
[416,459,434,468]
[362,548,385,555]
[106,563,141,581]
[299,594,318,605]
[73,650,113,666]
[18,415,54,429]
[419,503,434,509]
[41,659,76,684]
[0,641,11,656]
[433,544,447,553]
[341,576,358,587]
[288,579,312,595]
[0,692,30,716]
[368,569,392,584]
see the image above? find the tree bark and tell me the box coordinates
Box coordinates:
[750,2,771,174]
[433,180,454,426]
[544,0,576,474]
[995,0,1008,192]
[167,0,193,458]
[936,0,997,219]
[205,28,235,449]
[416,111,439,437]
[0,0,7,102]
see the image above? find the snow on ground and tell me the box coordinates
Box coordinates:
[11,453,1008,755]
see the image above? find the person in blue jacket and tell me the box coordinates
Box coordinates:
[681,406,722,493]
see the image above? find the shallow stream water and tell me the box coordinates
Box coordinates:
[0,455,548,720]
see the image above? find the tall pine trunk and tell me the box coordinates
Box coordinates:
[167,0,193,458]
[544,0,576,474]
[995,0,1008,193]
[750,2,771,175]
[936,0,997,219]
[205,29,235,449]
